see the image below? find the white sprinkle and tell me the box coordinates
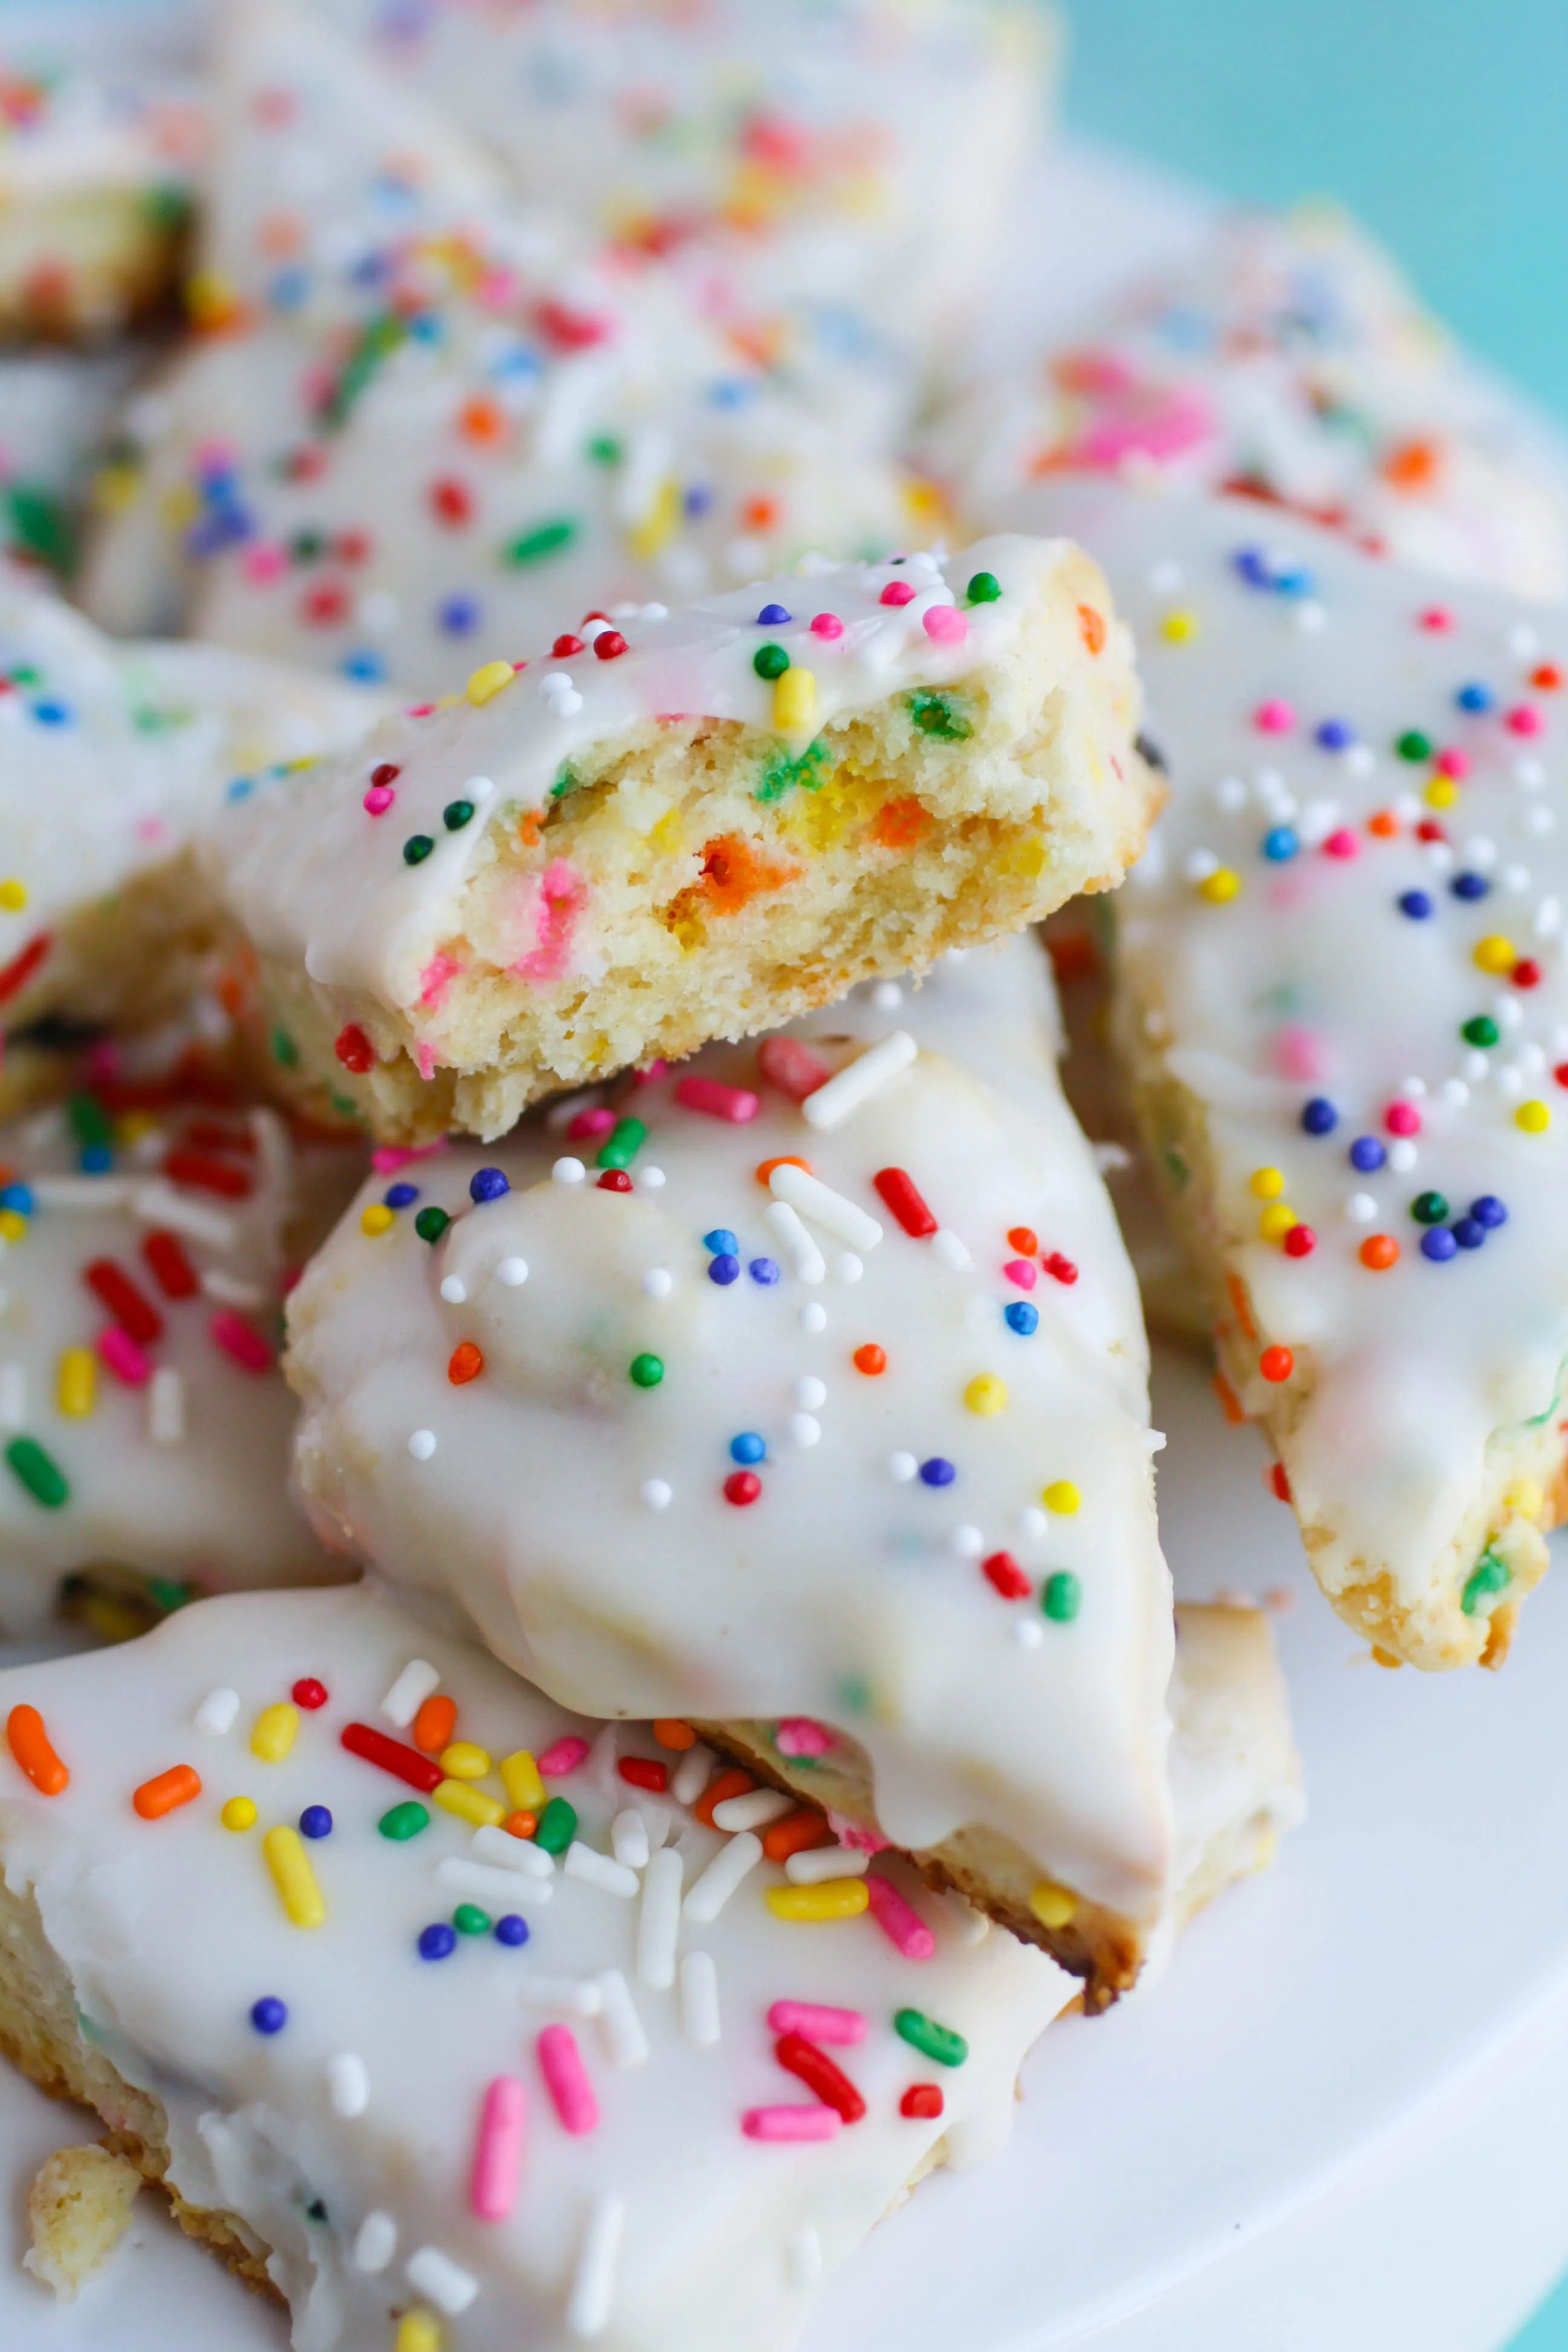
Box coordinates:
[641,602,669,621]
[1526,805,1556,836]
[1148,558,1183,593]
[381,1658,440,1727]
[465,774,495,803]
[566,2194,625,2339]
[1440,1079,1471,1107]
[1504,864,1532,893]
[1346,745,1377,777]
[1345,1192,1377,1224]
[1183,847,1219,883]
[787,1413,821,1448]
[1295,600,1326,634]
[193,1686,240,1736]
[583,1721,621,1796]
[564,1843,640,1900]
[1509,623,1541,659]
[1520,1042,1547,1076]
[640,1166,667,1189]
[641,1478,673,1511]
[768,1163,882,1252]
[439,1275,468,1304]
[1016,1505,1047,1539]
[516,1974,601,2016]
[129,1180,237,1250]
[871,981,904,1011]
[1517,757,1546,789]
[672,1744,714,1806]
[765,1199,826,1284]
[800,1030,916,1130]
[496,1256,529,1286]
[712,1788,794,1833]
[1426,842,1455,872]
[680,1948,721,2045]
[28,1175,133,1211]
[1214,775,1247,812]
[353,2212,397,2273]
[201,1268,264,1309]
[786,1842,871,1884]
[1465,835,1498,870]
[472,1824,555,1878]
[437,1855,553,1906]
[1387,1142,1418,1174]
[1398,1075,1428,1100]
[546,1089,601,1130]
[595,1969,649,2068]
[950,1524,985,1559]
[800,1301,828,1333]
[148,1366,185,1445]
[636,1846,684,1988]
[932,1228,971,1271]
[1464,1050,1491,1083]
[541,671,575,694]
[634,1800,671,1852]
[795,1376,827,1411]
[833,1252,864,1284]
[787,2226,823,2288]
[612,1809,650,1870]
[1013,1616,1045,1649]
[553,1157,587,1185]
[405,2246,479,2316]
[642,1267,673,1298]
[327,2053,368,2118]
[1537,895,1561,936]
[683,1830,763,1922]
[1497,1063,1524,1097]
[1497,993,1524,1028]
[945,1892,992,1945]
[889,1451,918,1482]
[549,688,584,716]
[0,1364,24,1429]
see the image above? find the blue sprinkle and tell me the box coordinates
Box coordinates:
[730,1432,766,1465]
[1263,826,1299,861]
[384,1181,419,1209]
[919,1457,956,1488]
[0,1183,33,1214]
[267,266,310,312]
[494,1914,530,1947]
[1301,1097,1338,1135]
[757,603,792,626]
[1270,563,1315,598]
[31,701,70,725]
[1420,1227,1459,1263]
[1315,718,1355,750]
[703,1229,738,1256]
[708,1254,740,1286]
[1455,682,1494,713]
[299,1805,333,1839]
[1398,890,1434,920]
[1452,1217,1486,1250]
[226,775,255,803]
[1004,1301,1039,1336]
[250,1996,287,2034]
[469,1168,510,1203]
[419,1922,457,1961]
[1232,547,1270,588]
[684,484,715,517]
[437,595,481,636]
[342,650,387,684]
[1471,1194,1508,1228]
[79,1143,113,1174]
[1349,1135,1387,1173]
[748,1256,780,1285]
[1451,871,1490,901]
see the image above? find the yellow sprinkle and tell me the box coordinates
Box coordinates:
[221,1796,258,1832]
[1517,1099,1550,1134]
[1473,933,1517,975]
[1258,1203,1298,1244]
[93,459,142,517]
[1028,1881,1079,1930]
[466,659,516,708]
[432,1777,506,1830]
[766,1880,871,1922]
[500,1749,545,1811]
[1160,608,1198,643]
[964,1374,1008,1417]
[1249,1166,1284,1200]
[251,1703,300,1763]
[774,667,817,733]
[57,1347,96,1419]
[1042,1480,1080,1515]
[396,2312,444,2352]
[113,1110,157,1148]
[162,483,200,531]
[1198,867,1240,904]
[361,1203,396,1236]
[185,267,238,328]
[0,878,26,912]
[627,474,681,561]
[439,1740,491,1782]
[1506,1478,1545,1520]
[0,1208,27,1243]
[1424,776,1459,809]
[78,1592,144,1643]
[263,1825,325,1928]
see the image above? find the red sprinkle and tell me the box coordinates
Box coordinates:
[340,1722,443,1793]
[165,1151,254,1200]
[900,2084,944,2120]
[724,1471,762,1507]
[370,762,401,787]
[292,1678,328,1710]
[982,1551,1031,1601]
[1513,958,1543,989]
[596,1169,633,1192]
[142,1229,198,1301]
[1259,1345,1295,1383]
[0,931,51,1007]
[1269,1463,1292,1503]
[674,1075,760,1123]
[618,1757,669,1793]
[593,630,628,660]
[210,1310,274,1374]
[756,1035,830,1100]
[552,634,584,658]
[85,1258,164,1346]
[430,477,474,526]
[335,1023,375,1074]
[1043,1252,1079,1285]
[873,1168,937,1238]
[448,1341,484,1385]
[1281,1225,1316,1258]
[775,2034,867,2124]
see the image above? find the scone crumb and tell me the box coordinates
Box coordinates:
[24,2143,142,2299]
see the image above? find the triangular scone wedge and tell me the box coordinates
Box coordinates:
[285,939,1176,2002]
[1042,480,1568,1669]
[209,538,1154,1144]
[0,1579,1299,2350]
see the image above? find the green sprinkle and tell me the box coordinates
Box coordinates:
[754,737,832,804]
[1396,729,1433,763]
[443,799,475,832]
[907,690,972,742]
[146,1578,192,1615]
[1462,1015,1499,1048]
[290,530,325,563]
[67,1093,113,1151]
[143,180,192,229]
[305,2197,329,2224]
[893,2008,969,2068]
[753,643,790,681]
[587,434,623,467]
[403,834,435,866]
[505,518,578,566]
[7,1436,68,1510]
[966,570,1002,604]
[378,1800,430,1841]
[629,1352,664,1388]
[836,1671,872,1716]
[414,1206,451,1244]
[5,485,73,571]
[535,1797,577,1855]
[1411,1191,1450,1226]
[1462,1549,1512,1615]
[270,1025,300,1069]
[1042,1571,1082,1623]
[550,762,578,802]
[453,1902,491,1935]
[597,1117,647,1171]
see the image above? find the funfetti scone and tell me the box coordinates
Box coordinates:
[211,537,1151,1145]
[0,1082,365,1641]
[0,345,145,579]
[0,1578,1297,2352]
[283,938,1178,2002]
[1036,479,1568,1671]
[926,206,1568,603]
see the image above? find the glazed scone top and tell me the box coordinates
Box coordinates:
[0,1579,1073,2352]
[286,940,1177,1929]
[1059,482,1568,1646]
[212,534,1135,1018]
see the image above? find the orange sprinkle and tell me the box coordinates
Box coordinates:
[694,1766,754,1828]
[1367,809,1400,838]
[518,809,544,849]
[852,1344,887,1377]
[503,1809,538,1840]
[6,1703,68,1795]
[1361,1233,1399,1271]
[763,1808,835,1864]
[696,834,799,918]
[1212,1370,1247,1426]
[756,1154,812,1188]
[1077,603,1107,656]
[413,1693,457,1755]
[870,797,932,851]
[1007,1227,1039,1257]
[742,495,780,532]
[1045,925,1099,984]
[1259,1345,1295,1383]
[133,1763,202,1820]
[1224,1270,1258,1344]
[459,394,508,445]
[1532,662,1563,692]
[448,1340,485,1386]
[653,1719,697,1751]
[1382,437,1440,492]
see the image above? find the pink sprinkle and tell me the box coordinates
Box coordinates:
[515,860,588,985]
[865,1874,936,1961]
[827,1808,890,1855]
[756,1035,830,1101]
[1321,827,1360,858]
[569,1106,616,1141]
[243,543,287,585]
[1253,699,1296,734]
[1508,705,1544,736]
[1268,1025,1326,1083]
[1385,1100,1422,1138]
[1419,606,1455,632]
[1435,748,1470,779]
[538,1736,589,1778]
[418,952,463,1010]
[97,1326,150,1386]
[363,784,396,815]
[471,2076,527,2220]
[537,2026,598,2135]
[923,605,968,645]
[407,702,437,718]
[743,2105,842,2143]
[809,613,844,640]
[674,1075,760,1123]
[766,2001,867,2047]
[630,1060,667,1088]
[1070,383,1214,468]
[370,1140,448,1175]
[1003,1258,1037,1290]
[880,581,918,607]
[415,1042,438,1083]
[776,1717,835,1759]
[210,1309,274,1374]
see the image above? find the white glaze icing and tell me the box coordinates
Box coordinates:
[285,938,1177,1927]
[0,345,144,575]
[0,1578,1076,2352]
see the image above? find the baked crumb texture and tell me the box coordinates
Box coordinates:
[24,2141,143,2300]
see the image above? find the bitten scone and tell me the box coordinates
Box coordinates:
[1048,479,1568,1670]
[287,941,1181,2001]
[211,537,1152,1144]
[0,1579,1295,2352]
